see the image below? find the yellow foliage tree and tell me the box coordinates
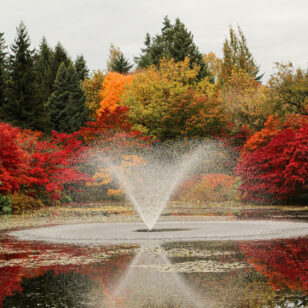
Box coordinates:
[267,62,308,116]
[89,155,147,199]
[221,67,274,132]
[203,52,223,82]
[83,70,105,119]
[121,58,223,139]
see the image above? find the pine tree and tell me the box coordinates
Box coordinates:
[3,22,46,130]
[135,16,210,79]
[0,32,7,111]
[35,37,54,108]
[221,26,263,84]
[110,53,132,74]
[74,54,89,81]
[50,42,71,90]
[48,63,88,133]
[107,44,132,74]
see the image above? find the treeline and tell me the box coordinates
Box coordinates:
[0,22,89,133]
[1,18,307,137]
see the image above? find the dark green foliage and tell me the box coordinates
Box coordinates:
[135,16,210,79]
[0,32,7,111]
[50,42,71,90]
[0,190,12,214]
[2,22,46,130]
[110,52,133,74]
[48,63,88,133]
[35,37,54,130]
[3,270,96,308]
[74,54,89,81]
[221,26,263,83]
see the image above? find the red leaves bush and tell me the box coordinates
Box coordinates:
[0,122,29,193]
[235,116,308,203]
[0,121,90,202]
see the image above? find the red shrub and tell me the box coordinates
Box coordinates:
[0,123,29,193]
[0,121,90,202]
[236,118,308,203]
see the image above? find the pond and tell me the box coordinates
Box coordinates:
[0,233,307,307]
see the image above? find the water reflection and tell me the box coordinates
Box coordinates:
[0,236,307,307]
[107,244,206,307]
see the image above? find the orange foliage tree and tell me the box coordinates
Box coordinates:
[174,173,238,202]
[97,72,133,118]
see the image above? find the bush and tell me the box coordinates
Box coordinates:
[0,193,12,214]
[10,193,44,214]
[175,173,239,202]
[236,117,308,203]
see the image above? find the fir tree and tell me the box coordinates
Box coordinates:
[50,42,71,90]
[0,32,7,111]
[221,26,263,84]
[110,52,132,74]
[3,22,46,130]
[107,44,132,74]
[48,63,88,133]
[74,55,89,81]
[135,16,210,79]
[35,37,54,107]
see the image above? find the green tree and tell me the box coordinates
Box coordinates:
[74,54,89,81]
[3,22,46,130]
[48,63,88,133]
[50,42,71,90]
[221,26,262,84]
[107,44,132,74]
[35,37,54,108]
[0,32,7,111]
[135,16,210,79]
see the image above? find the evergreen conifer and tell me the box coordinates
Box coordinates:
[135,16,210,79]
[221,26,263,84]
[35,37,54,108]
[0,32,7,111]
[48,63,88,133]
[3,22,45,130]
[74,55,89,81]
[50,42,71,90]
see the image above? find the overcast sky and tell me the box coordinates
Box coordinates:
[1,0,308,81]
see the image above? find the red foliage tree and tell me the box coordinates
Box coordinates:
[0,123,29,193]
[0,121,90,202]
[23,131,90,200]
[235,117,308,203]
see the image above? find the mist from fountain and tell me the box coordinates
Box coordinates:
[101,141,216,230]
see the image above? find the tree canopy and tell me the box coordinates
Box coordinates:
[135,16,210,79]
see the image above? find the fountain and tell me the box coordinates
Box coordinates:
[9,140,308,243]
[103,141,212,230]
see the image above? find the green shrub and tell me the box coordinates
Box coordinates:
[0,193,12,214]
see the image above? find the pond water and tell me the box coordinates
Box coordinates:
[0,233,307,307]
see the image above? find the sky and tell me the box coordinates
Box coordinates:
[1,0,308,81]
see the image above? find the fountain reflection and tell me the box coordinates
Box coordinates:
[105,244,206,308]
